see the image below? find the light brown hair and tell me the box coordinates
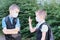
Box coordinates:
[35,10,47,19]
[9,4,20,11]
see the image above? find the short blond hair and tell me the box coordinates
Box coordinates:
[9,4,20,11]
[35,10,47,18]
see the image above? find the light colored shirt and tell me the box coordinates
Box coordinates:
[36,20,48,32]
[2,15,20,28]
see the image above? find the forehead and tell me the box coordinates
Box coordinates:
[36,10,46,14]
[10,8,20,12]
[35,12,40,17]
[14,8,20,11]
[9,5,20,11]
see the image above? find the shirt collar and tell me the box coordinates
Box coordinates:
[38,20,45,25]
[36,20,45,29]
[8,15,13,19]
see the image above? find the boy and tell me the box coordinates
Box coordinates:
[28,10,54,40]
[2,4,21,40]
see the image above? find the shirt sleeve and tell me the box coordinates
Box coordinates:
[15,18,20,28]
[41,25,48,32]
[2,17,6,28]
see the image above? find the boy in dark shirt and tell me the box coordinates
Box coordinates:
[2,4,21,40]
[28,10,52,40]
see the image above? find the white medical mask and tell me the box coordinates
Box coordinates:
[11,13,18,18]
[36,17,41,22]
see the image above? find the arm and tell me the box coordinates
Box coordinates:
[2,18,20,34]
[29,16,36,33]
[41,32,46,40]
[15,18,20,32]
[2,28,18,34]
[5,18,20,33]
[41,25,48,40]
[2,27,20,34]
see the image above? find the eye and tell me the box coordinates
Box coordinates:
[15,11,19,13]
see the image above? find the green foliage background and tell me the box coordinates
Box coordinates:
[0,0,60,40]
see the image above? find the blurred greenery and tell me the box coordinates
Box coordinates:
[0,0,60,40]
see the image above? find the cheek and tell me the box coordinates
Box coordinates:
[36,17,38,21]
[11,11,14,14]
[36,14,38,16]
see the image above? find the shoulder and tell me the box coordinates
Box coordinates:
[42,25,48,28]
[2,16,9,22]
[17,18,19,20]
[2,17,6,21]
[17,18,20,21]
[41,24,48,32]
[2,17,6,23]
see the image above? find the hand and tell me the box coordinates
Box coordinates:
[28,16,32,23]
[2,28,18,34]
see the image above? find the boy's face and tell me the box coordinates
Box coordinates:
[10,8,20,18]
[35,12,43,22]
